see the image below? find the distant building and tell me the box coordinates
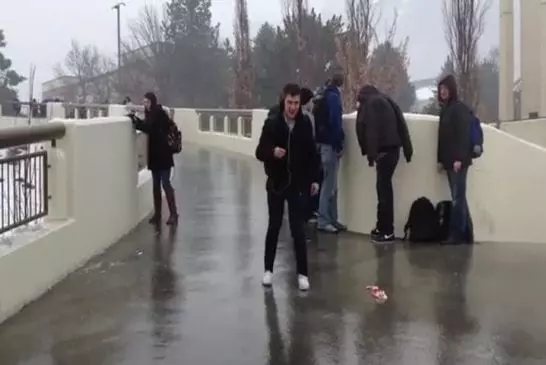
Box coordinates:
[41,76,79,101]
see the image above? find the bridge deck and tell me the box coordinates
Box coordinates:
[0,146,545,364]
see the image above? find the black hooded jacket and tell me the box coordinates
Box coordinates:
[355,85,413,165]
[437,75,472,169]
[256,102,321,192]
[132,93,174,171]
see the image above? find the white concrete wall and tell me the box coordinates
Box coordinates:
[0,116,153,324]
[500,118,546,148]
[174,107,546,244]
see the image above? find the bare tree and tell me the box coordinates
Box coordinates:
[443,0,490,109]
[233,0,253,108]
[118,4,174,103]
[335,0,378,109]
[367,9,415,109]
[55,40,115,103]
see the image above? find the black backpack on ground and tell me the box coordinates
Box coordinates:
[435,200,452,242]
[312,93,329,140]
[404,197,440,243]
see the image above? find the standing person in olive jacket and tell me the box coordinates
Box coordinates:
[437,75,474,244]
[355,85,413,243]
[256,83,322,291]
[131,92,178,226]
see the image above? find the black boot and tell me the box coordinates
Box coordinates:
[165,187,178,225]
[149,188,162,224]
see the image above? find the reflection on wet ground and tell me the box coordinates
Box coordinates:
[0,145,545,365]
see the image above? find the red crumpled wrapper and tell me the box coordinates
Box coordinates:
[366,285,388,303]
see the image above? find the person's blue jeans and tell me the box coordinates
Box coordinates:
[317,144,339,227]
[151,169,177,220]
[446,167,473,242]
[152,169,173,191]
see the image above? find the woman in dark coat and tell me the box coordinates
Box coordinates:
[131,92,178,225]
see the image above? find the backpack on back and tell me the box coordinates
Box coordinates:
[435,200,452,242]
[470,114,484,158]
[166,119,182,154]
[312,94,329,139]
[404,197,440,243]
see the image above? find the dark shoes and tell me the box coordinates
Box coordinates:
[166,214,179,225]
[371,228,394,244]
[149,188,178,226]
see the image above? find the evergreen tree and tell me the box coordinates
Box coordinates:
[252,9,342,106]
[0,30,25,103]
[252,23,283,107]
[369,40,416,112]
[164,0,230,107]
[477,48,499,122]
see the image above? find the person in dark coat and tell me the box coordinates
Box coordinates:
[131,92,178,226]
[437,75,473,244]
[256,83,322,291]
[356,85,413,243]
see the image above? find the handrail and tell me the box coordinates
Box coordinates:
[61,102,110,109]
[0,122,66,149]
[195,108,253,114]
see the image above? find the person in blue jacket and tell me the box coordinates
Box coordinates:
[315,74,346,233]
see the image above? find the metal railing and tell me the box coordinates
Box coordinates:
[0,122,65,234]
[0,150,48,234]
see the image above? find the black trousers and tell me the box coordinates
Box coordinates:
[264,186,308,276]
[375,149,399,235]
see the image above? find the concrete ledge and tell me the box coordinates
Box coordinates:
[0,220,76,323]
[0,116,154,324]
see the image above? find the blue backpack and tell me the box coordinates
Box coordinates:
[470,114,484,158]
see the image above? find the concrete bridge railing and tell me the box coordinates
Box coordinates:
[173,107,546,245]
[0,114,153,324]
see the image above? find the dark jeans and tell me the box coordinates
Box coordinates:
[446,168,473,242]
[375,149,399,235]
[152,169,173,191]
[151,169,177,217]
[264,186,308,276]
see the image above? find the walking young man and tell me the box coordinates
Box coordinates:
[356,85,413,243]
[437,75,474,244]
[255,83,322,290]
[315,74,346,233]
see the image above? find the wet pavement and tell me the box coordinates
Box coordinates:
[1,145,546,365]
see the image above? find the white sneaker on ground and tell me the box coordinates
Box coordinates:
[298,275,310,291]
[262,271,273,287]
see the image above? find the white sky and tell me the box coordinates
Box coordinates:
[1,0,499,99]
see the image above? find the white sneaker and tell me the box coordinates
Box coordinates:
[262,271,273,287]
[298,275,310,291]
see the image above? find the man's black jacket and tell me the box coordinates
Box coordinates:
[437,100,472,169]
[437,74,472,169]
[256,107,321,193]
[355,85,413,166]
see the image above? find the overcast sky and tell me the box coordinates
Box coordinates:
[1,0,500,99]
